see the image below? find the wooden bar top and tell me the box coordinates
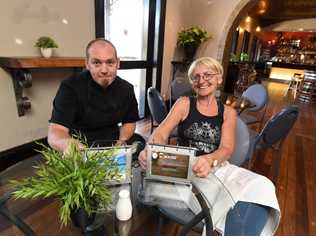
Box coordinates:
[271,61,316,70]
[0,57,85,69]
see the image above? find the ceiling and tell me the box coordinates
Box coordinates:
[253,0,316,31]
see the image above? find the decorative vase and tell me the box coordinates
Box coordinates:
[183,44,198,62]
[116,189,132,221]
[70,208,95,231]
[40,48,53,58]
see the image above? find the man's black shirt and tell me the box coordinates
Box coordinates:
[50,70,139,144]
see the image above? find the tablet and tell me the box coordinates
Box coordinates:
[146,144,197,184]
[84,146,132,185]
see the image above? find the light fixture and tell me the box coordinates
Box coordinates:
[15,38,23,45]
[245,16,251,23]
[256,26,261,32]
[62,18,68,25]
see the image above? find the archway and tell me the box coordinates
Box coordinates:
[215,0,259,87]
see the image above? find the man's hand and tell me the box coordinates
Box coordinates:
[138,149,147,169]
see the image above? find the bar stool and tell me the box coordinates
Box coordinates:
[297,70,316,103]
[284,73,303,97]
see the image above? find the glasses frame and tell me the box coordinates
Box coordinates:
[190,72,219,83]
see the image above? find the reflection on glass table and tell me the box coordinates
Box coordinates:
[220,93,255,114]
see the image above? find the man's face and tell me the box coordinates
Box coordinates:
[85,42,120,88]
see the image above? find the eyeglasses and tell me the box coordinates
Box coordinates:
[191,72,219,82]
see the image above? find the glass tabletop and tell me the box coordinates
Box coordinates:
[0,154,155,236]
[219,92,255,114]
[1,152,241,236]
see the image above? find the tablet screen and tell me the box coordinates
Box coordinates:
[146,144,197,183]
[85,146,132,185]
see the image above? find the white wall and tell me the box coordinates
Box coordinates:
[0,0,95,152]
[161,0,249,97]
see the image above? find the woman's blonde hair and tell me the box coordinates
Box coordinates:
[188,57,223,81]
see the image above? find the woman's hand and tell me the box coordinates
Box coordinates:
[192,155,215,178]
[138,149,147,169]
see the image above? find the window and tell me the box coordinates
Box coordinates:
[230,28,239,54]
[241,30,250,54]
[94,0,166,118]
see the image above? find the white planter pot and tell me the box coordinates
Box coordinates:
[40,48,53,58]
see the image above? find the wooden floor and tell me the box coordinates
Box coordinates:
[1,81,315,236]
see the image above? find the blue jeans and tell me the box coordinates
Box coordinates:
[224,201,270,236]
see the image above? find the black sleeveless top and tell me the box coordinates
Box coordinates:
[178,97,224,156]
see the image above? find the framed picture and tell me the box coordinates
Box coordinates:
[146,144,197,184]
[84,146,132,185]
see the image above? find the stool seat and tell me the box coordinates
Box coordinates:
[284,73,303,97]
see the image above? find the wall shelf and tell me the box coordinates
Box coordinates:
[0,57,85,116]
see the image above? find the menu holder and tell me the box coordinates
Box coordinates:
[146,144,197,184]
[84,145,132,186]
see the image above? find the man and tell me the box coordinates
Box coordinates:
[48,38,141,152]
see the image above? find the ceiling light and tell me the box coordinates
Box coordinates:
[245,16,251,23]
[256,26,261,32]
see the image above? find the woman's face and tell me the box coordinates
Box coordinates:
[191,64,222,97]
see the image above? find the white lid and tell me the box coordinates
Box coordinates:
[119,189,130,198]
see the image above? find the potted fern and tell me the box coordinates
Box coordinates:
[34,36,58,58]
[10,138,121,232]
[177,26,211,61]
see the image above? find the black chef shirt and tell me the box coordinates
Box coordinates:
[49,70,139,145]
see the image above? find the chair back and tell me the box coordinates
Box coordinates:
[242,84,268,112]
[258,105,299,148]
[171,77,193,101]
[229,117,250,166]
[147,87,168,124]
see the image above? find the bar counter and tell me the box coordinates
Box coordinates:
[269,62,316,81]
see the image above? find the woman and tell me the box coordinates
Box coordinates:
[139,57,280,235]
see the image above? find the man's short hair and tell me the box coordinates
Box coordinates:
[85,38,117,59]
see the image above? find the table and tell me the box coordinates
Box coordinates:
[0,154,238,236]
[0,155,158,236]
[219,93,254,114]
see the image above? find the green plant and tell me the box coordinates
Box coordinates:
[10,138,120,225]
[240,52,249,62]
[34,36,58,48]
[177,26,210,48]
[229,53,238,62]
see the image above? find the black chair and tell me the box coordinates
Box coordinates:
[156,117,251,236]
[247,105,299,183]
[147,87,168,133]
[169,77,194,109]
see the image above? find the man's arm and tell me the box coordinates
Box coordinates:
[118,122,136,144]
[48,123,72,152]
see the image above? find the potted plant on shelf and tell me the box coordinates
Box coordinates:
[34,36,58,58]
[240,52,249,62]
[177,26,211,61]
[10,138,121,233]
